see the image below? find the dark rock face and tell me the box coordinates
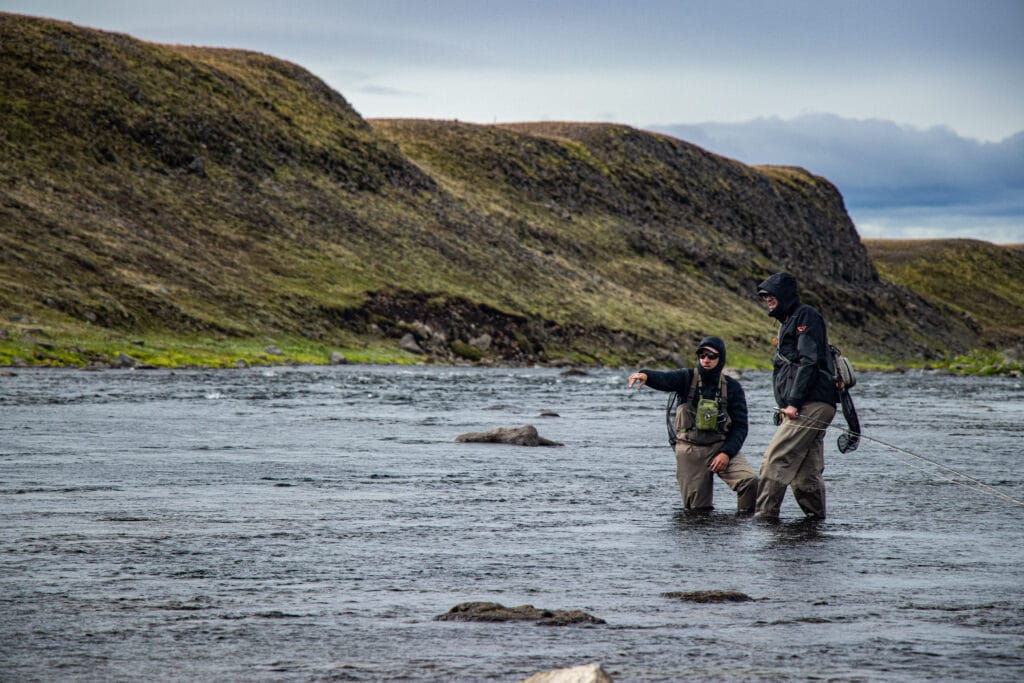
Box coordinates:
[334,290,665,367]
[661,590,753,603]
[455,425,563,447]
[435,601,605,626]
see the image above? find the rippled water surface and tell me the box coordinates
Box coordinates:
[2,365,1023,681]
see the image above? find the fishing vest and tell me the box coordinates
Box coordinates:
[673,371,731,447]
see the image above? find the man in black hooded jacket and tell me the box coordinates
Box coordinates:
[628,336,758,513]
[755,272,837,519]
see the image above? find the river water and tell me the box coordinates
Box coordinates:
[2,365,1023,681]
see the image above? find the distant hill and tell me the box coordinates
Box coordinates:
[865,239,1024,351]
[0,13,1014,368]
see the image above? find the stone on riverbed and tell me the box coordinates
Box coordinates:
[455,425,563,447]
[435,601,604,626]
[522,662,614,682]
[660,590,753,603]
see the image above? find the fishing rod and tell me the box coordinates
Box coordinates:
[771,408,1024,509]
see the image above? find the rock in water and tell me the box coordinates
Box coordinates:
[455,425,563,447]
[660,590,753,603]
[522,662,614,683]
[435,601,604,626]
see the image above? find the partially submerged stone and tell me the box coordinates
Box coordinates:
[660,590,753,603]
[455,425,563,447]
[522,662,614,683]
[435,601,604,626]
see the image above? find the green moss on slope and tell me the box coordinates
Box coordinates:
[2,13,1017,370]
[865,239,1024,341]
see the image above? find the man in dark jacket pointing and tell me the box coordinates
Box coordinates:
[755,272,837,519]
[629,336,758,513]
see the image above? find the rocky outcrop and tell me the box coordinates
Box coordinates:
[455,425,563,447]
[435,602,605,626]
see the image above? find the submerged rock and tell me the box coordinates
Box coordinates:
[660,590,753,603]
[435,601,604,626]
[455,425,563,447]
[522,662,613,682]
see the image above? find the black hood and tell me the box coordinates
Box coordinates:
[757,272,801,321]
[696,335,726,385]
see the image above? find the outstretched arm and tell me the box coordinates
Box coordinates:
[630,368,690,393]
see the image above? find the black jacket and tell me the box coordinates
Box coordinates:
[757,272,837,409]
[641,336,748,457]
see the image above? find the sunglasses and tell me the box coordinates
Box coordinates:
[697,350,720,360]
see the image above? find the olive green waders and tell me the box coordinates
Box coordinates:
[755,401,836,519]
[674,442,758,513]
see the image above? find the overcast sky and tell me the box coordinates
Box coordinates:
[4,1,1022,242]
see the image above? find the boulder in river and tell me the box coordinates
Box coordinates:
[660,590,753,603]
[522,662,614,682]
[455,425,563,447]
[435,601,604,626]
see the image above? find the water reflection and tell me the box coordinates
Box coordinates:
[758,517,826,545]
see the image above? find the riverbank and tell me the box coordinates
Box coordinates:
[2,326,1021,376]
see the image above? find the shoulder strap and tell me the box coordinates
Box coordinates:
[666,370,698,447]
[773,321,793,366]
[686,369,699,403]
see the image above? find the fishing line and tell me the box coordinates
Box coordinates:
[771,408,1024,508]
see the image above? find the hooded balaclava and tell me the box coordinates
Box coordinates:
[696,335,727,388]
[757,272,801,321]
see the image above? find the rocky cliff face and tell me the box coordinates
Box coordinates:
[0,13,992,366]
[373,119,976,358]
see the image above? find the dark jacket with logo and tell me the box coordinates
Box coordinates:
[758,272,837,409]
[640,336,748,457]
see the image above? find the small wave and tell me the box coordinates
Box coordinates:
[2,485,122,494]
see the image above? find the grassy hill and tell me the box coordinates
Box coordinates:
[865,239,1024,351]
[0,13,1017,369]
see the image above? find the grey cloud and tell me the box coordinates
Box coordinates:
[357,84,417,97]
